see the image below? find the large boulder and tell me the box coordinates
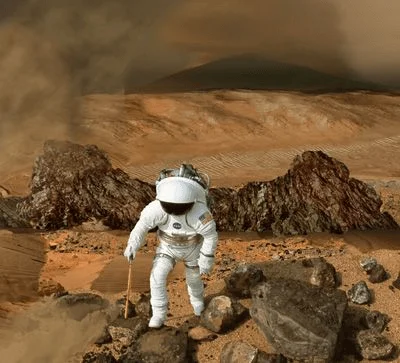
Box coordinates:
[211,150,398,235]
[250,278,347,362]
[17,140,155,229]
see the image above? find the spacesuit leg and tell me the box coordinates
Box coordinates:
[149,249,175,328]
[184,243,205,316]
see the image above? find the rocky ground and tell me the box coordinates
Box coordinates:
[1,227,399,363]
[0,90,399,362]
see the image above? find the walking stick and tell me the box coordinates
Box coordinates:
[124,259,133,319]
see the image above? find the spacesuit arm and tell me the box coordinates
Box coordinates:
[127,201,166,252]
[191,208,218,256]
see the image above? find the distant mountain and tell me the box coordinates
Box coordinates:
[125,54,389,94]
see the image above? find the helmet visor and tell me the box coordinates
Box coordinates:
[160,201,194,215]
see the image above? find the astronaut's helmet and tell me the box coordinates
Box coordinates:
[156,176,206,215]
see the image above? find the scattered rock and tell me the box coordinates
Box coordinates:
[80,217,111,231]
[0,196,30,228]
[94,327,113,345]
[392,272,400,290]
[368,264,388,283]
[48,241,58,250]
[220,341,258,363]
[250,278,347,362]
[38,278,67,297]
[188,326,218,341]
[17,140,155,230]
[356,329,395,360]
[256,351,288,363]
[360,257,377,273]
[224,263,266,298]
[108,317,148,346]
[347,281,371,305]
[310,257,337,288]
[114,297,135,319]
[0,185,9,198]
[120,326,188,363]
[220,341,287,363]
[82,348,117,363]
[200,295,248,333]
[363,311,391,333]
[135,293,152,318]
[55,292,109,321]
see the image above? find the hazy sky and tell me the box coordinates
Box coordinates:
[0,0,399,166]
[1,0,399,91]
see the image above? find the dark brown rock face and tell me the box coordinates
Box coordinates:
[16,142,398,235]
[210,150,398,235]
[17,140,155,229]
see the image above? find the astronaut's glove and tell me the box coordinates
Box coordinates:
[124,244,136,262]
[198,251,215,275]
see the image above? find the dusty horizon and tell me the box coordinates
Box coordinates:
[0,0,399,91]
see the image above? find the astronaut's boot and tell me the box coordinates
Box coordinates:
[148,305,167,328]
[185,265,205,316]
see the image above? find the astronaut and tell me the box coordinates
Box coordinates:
[123,164,218,328]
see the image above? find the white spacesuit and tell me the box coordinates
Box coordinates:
[124,165,218,328]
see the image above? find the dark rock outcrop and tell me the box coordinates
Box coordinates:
[250,278,347,362]
[16,142,398,235]
[17,140,155,230]
[210,150,398,235]
[0,196,29,228]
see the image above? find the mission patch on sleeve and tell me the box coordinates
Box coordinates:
[199,211,213,225]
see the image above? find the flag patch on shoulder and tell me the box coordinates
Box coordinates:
[199,211,213,225]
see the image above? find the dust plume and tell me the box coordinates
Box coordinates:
[0,0,189,184]
[0,298,112,363]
